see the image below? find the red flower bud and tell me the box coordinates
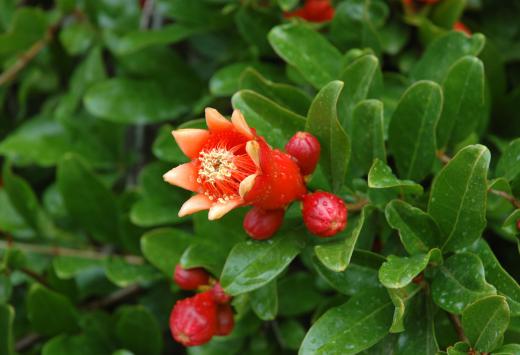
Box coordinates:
[453,21,471,36]
[174,265,210,290]
[243,207,285,240]
[169,291,217,346]
[215,304,235,336]
[302,192,347,237]
[285,131,321,175]
[212,282,232,304]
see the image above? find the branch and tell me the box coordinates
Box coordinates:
[345,198,369,212]
[448,313,469,343]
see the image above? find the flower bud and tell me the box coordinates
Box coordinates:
[212,282,232,304]
[215,304,235,336]
[169,291,217,346]
[174,265,210,290]
[285,131,321,175]
[301,192,347,237]
[243,207,285,240]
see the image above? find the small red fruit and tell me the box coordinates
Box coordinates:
[243,207,285,240]
[285,131,321,175]
[215,304,235,336]
[212,282,232,304]
[174,265,210,290]
[169,291,217,346]
[302,192,347,237]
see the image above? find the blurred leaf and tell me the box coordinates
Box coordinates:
[27,284,79,336]
[235,7,276,55]
[152,124,186,164]
[431,253,496,314]
[462,295,510,352]
[428,145,490,252]
[368,159,424,196]
[268,23,342,89]
[306,81,349,193]
[0,274,12,303]
[105,258,160,287]
[251,279,278,321]
[496,138,520,182]
[0,7,47,57]
[59,22,95,56]
[432,0,466,28]
[277,319,306,350]
[388,81,443,181]
[53,257,104,279]
[0,189,28,234]
[220,231,305,295]
[379,249,441,289]
[115,306,162,355]
[493,344,520,355]
[300,287,393,355]
[278,272,321,316]
[0,304,14,355]
[42,334,109,355]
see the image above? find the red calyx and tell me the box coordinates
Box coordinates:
[174,265,210,290]
[302,192,347,237]
[215,304,235,336]
[169,291,217,347]
[243,207,285,240]
[285,131,321,176]
[212,282,232,304]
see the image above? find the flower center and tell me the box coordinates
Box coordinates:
[198,148,236,183]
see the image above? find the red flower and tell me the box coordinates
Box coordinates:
[284,0,335,23]
[453,21,471,36]
[164,108,306,220]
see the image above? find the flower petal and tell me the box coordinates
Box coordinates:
[239,173,257,198]
[205,107,233,132]
[172,129,210,159]
[245,140,260,168]
[231,110,254,139]
[163,162,200,192]
[208,199,242,220]
[178,194,213,217]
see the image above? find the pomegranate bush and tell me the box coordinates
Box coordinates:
[0,0,520,354]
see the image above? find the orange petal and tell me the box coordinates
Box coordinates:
[231,110,254,139]
[163,162,200,192]
[172,129,210,159]
[205,107,233,132]
[239,173,257,198]
[178,194,213,217]
[208,199,242,220]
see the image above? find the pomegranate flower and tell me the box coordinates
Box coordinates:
[163,108,306,220]
[284,0,335,23]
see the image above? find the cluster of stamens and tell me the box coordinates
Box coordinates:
[197,148,242,203]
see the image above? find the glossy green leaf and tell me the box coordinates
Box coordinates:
[493,344,520,355]
[57,154,119,243]
[315,207,367,272]
[496,138,520,182]
[349,100,386,177]
[437,56,487,149]
[0,304,14,355]
[105,258,161,287]
[432,0,466,28]
[431,253,496,314]
[232,90,306,149]
[300,287,394,355]
[115,306,162,355]
[428,144,490,252]
[27,284,79,336]
[220,231,305,295]
[502,209,520,236]
[462,295,510,352]
[278,272,321,316]
[385,200,440,255]
[388,80,443,181]
[388,283,422,333]
[338,55,382,130]
[306,81,350,193]
[151,124,186,164]
[268,23,342,88]
[379,249,442,289]
[411,31,486,83]
[42,334,108,355]
[251,279,278,321]
[368,159,424,196]
[53,256,104,279]
[140,228,192,276]
[180,240,230,277]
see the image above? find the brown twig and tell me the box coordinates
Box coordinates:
[19,267,49,287]
[448,313,469,343]
[345,198,369,212]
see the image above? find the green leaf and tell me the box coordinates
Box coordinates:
[140,228,192,276]
[0,274,12,303]
[0,8,47,56]
[349,100,386,177]
[152,124,187,164]
[388,80,443,181]
[388,283,422,333]
[235,7,276,55]
[428,144,490,252]
[462,295,510,352]
[314,207,368,272]
[385,200,440,255]
[278,272,321,316]
[27,284,79,336]
[493,344,520,355]
[379,249,442,289]
[368,159,424,196]
[431,0,466,28]
[503,209,520,236]
[338,55,382,130]
[466,239,520,316]
[268,23,342,89]
[251,279,278,321]
[239,68,311,116]
[53,257,104,279]
[431,253,496,314]
[300,287,394,355]
[220,231,305,295]
[437,56,487,149]
[306,81,350,193]
[411,31,485,83]
[59,22,94,56]
[105,258,161,287]
[277,319,306,350]
[0,304,14,355]
[115,306,162,355]
[42,334,109,355]
[84,78,188,124]
[496,138,520,182]
[232,90,306,149]
[57,154,119,243]
[180,241,229,277]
